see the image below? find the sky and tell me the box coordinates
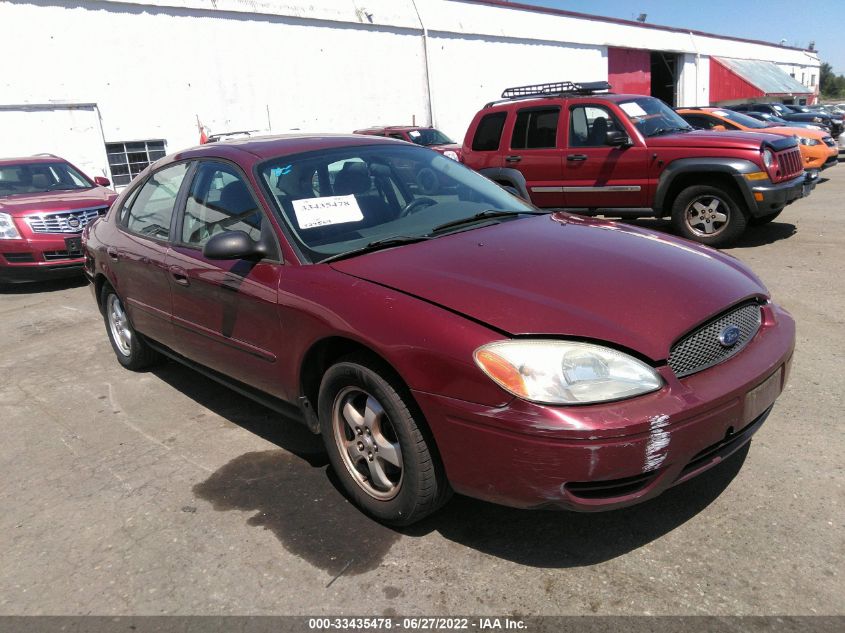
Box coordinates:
[521,1,845,74]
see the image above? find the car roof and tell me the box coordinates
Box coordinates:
[0,155,68,167]
[170,133,407,164]
[355,126,434,134]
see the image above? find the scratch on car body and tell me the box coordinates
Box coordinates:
[644,414,670,472]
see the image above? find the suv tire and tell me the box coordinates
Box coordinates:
[318,356,451,525]
[101,285,161,370]
[670,184,748,247]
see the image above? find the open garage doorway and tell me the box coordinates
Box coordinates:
[651,52,680,106]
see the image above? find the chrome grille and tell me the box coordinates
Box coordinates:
[668,302,762,378]
[26,207,107,234]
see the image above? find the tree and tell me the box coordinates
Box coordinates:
[820,61,845,98]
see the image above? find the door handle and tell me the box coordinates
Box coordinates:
[106,247,119,261]
[505,155,522,163]
[567,154,588,162]
[169,265,190,286]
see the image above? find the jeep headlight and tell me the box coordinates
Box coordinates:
[474,340,663,405]
[0,212,22,239]
[762,148,775,169]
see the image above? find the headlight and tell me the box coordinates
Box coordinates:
[797,137,821,146]
[761,148,775,169]
[474,340,663,405]
[0,212,22,239]
[812,117,824,123]
[442,150,459,161]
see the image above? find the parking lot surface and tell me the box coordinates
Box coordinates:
[1,171,843,616]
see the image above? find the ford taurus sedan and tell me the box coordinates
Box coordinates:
[83,134,794,525]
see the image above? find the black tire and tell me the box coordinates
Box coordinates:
[670,184,748,248]
[100,284,160,370]
[749,209,783,225]
[318,355,451,525]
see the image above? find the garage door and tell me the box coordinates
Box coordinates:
[0,103,111,182]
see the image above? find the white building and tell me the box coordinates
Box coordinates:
[0,0,821,186]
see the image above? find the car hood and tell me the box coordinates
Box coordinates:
[765,126,827,141]
[647,129,784,149]
[329,214,768,361]
[0,187,117,216]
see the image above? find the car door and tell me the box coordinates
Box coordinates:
[504,105,564,207]
[561,103,648,209]
[112,161,191,346]
[165,160,286,398]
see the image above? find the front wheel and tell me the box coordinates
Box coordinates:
[101,285,161,370]
[670,185,747,248]
[318,356,450,525]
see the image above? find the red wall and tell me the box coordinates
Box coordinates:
[608,47,651,95]
[709,58,764,103]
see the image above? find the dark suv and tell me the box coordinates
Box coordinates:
[0,155,116,283]
[462,82,807,247]
[84,134,794,524]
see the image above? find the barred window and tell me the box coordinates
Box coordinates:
[106,140,167,186]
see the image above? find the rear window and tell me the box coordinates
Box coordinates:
[511,107,559,149]
[472,112,507,151]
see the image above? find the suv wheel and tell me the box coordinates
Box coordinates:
[671,185,747,247]
[318,356,450,525]
[102,285,161,370]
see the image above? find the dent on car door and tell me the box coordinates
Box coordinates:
[562,104,648,208]
[113,161,191,345]
[165,160,286,397]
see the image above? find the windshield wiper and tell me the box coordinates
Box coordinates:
[648,126,693,137]
[429,209,545,235]
[321,235,433,264]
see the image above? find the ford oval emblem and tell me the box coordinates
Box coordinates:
[718,324,741,347]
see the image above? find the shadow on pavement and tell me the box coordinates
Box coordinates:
[154,359,750,572]
[0,275,88,294]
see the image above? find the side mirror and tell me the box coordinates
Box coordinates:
[712,125,727,132]
[203,230,264,260]
[94,176,111,187]
[606,130,632,147]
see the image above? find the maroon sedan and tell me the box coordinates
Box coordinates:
[353,125,463,161]
[0,155,116,283]
[83,135,794,525]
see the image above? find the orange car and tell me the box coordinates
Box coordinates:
[678,107,838,172]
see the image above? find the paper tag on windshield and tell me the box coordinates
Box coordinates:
[712,110,730,116]
[619,102,647,118]
[292,195,364,230]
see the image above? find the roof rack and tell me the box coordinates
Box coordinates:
[485,81,611,107]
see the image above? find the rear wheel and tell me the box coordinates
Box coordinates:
[318,356,450,525]
[670,185,747,247]
[101,285,160,370]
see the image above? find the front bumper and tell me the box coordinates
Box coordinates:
[0,234,85,283]
[742,173,806,217]
[415,303,795,511]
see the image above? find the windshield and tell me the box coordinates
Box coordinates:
[405,128,455,146]
[0,161,92,197]
[709,109,770,129]
[770,104,790,115]
[617,97,692,137]
[259,144,536,263]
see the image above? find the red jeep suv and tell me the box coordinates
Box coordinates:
[84,134,794,525]
[0,155,116,283]
[462,82,807,247]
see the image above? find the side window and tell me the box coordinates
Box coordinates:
[182,162,262,247]
[511,107,559,149]
[684,115,716,129]
[569,106,623,148]
[122,162,189,240]
[472,112,507,151]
